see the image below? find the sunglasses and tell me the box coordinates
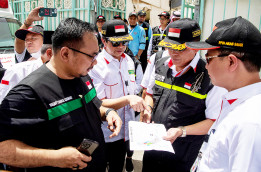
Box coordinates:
[205,54,227,64]
[108,40,129,47]
[68,47,99,62]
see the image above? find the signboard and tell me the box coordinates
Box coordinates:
[0,53,15,69]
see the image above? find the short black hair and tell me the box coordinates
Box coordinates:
[52,18,96,54]
[219,48,261,72]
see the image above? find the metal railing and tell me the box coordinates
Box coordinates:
[11,0,126,30]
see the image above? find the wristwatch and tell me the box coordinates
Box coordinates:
[136,55,140,59]
[178,126,186,137]
[105,108,117,118]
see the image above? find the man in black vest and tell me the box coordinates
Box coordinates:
[148,11,170,56]
[141,19,225,172]
[137,10,152,72]
[15,7,44,63]
[0,18,122,172]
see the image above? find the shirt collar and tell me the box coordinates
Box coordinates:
[164,52,200,73]
[222,82,261,107]
[103,48,125,64]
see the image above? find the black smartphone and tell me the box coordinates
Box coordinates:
[39,8,57,17]
[77,139,99,156]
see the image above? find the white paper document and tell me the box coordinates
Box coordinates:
[129,121,175,154]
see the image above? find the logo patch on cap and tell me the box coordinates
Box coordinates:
[115,25,125,33]
[168,28,181,38]
[192,30,201,37]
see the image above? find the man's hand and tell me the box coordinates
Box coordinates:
[163,128,183,143]
[140,109,151,123]
[127,95,150,112]
[106,110,122,138]
[51,147,91,170]
[25,6,44,25]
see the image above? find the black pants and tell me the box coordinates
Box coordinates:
[126,140,133,157]
[140,51,148,73]
[106,139,127,172]
[142,140,202,172]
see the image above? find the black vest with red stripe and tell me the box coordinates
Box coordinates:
[152,57,213,142]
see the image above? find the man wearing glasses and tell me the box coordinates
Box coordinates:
[0,18,122,172]
[89,19,149,172]
[148,11,170,56]
[15,7,44,63]
[141,18,226,172]
[186,16,261,172]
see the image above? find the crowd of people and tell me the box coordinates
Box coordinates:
[0,6,261,172]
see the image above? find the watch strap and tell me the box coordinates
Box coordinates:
[105,108,116,118]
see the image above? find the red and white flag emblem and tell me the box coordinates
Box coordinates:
[115,25,125,33]
[1,80,9,85]
[86,81,93,89]
[168,28,181,38]
[184,82,192,89]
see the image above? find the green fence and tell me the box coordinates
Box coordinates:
[181,0,261,33]
[11,0,126,31]
[98,0,126,20]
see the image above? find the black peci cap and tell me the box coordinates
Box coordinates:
[186,16,261,55]
[158,11,170,17]
[15,25,44,40]
[97,15,106,21]
[43,31,54,44]
[138,10,146,16]
[129,11,137,18]
[158,18,201,51]
[113,14,122,19]
[101,19,133,42]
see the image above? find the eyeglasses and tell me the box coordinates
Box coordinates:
[108,41,129,47]
[205,54,227,64]
[68,47,99,62]
[25,37,40,42]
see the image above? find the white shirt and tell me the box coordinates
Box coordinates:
[146,53,226,119]
[15,48,41,63]
[141,50,169,89]
[198,82,261,172]
[135,63,143,94]
[0,58,43,103]
[88,49,136,142]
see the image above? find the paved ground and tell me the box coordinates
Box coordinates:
[123,150,144,172]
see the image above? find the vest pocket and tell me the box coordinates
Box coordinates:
[57,113,83,132]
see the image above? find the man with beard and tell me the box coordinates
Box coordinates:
[0,18,122,172]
